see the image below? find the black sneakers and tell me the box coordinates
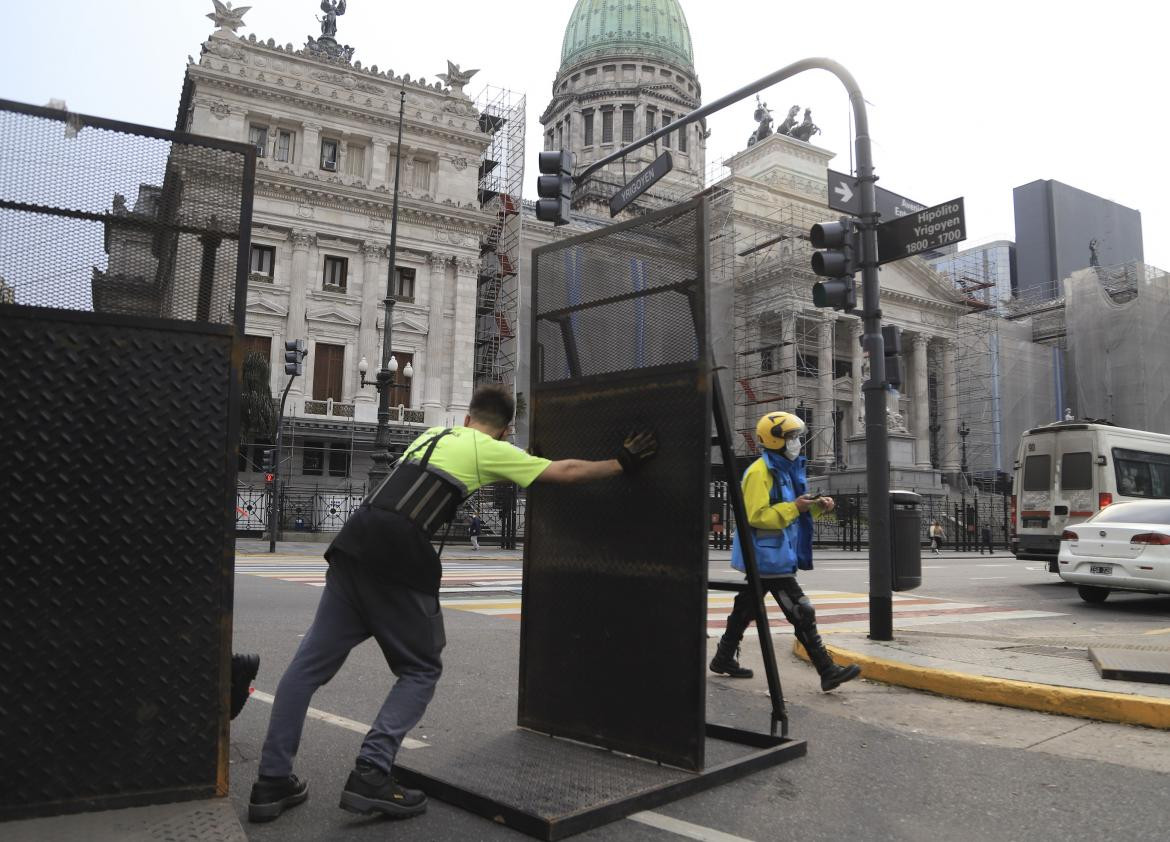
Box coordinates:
[819,662,862,692]
[248,774,308,823]
[339,760,427,819]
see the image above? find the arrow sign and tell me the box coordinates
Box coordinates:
[827,168,927,220]
[610,152,674,217]
[876,198,967,265]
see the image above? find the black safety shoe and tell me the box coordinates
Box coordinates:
[819,663,862,692]
[231,653,260,720]
[248,774,308,823]
[339,761,427,819]
[709,642,754,679]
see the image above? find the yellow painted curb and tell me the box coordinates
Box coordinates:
[793,640,1170,730]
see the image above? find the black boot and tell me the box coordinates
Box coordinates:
[339,759,427,818]
[709,639,754,678]
[248,774,308,823]
[801,632,861,692]
[231,653,260,720]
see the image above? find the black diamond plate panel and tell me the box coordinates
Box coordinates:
[1090,645,1170,684]
[0,310,237,818]
[522,199,710,771]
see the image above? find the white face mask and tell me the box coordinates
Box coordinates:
[784,436,802,459]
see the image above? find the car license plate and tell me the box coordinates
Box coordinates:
[1023,518,1048,528]
[1089,565,1113,575]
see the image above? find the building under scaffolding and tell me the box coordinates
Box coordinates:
[475,86,526,390]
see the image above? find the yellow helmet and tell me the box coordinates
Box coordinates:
[756,411,806,451]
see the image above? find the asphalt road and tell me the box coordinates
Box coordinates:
[230,554,1170,841]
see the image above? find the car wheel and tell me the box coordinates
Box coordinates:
[1077,585,1110,604]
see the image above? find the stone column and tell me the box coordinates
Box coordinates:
[780,312,797,391]
[422,253,450,424]
[448,255,479,416]
[850,319,865,437]
[939,338,960,471]
[370,136,389,185]
[816,314,836,463]
[287,229,314,401]
[356,241,386,420]
[912,333,932,468]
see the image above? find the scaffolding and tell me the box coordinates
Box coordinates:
[474,86,526,388]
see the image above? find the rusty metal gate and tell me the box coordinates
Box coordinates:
[0,100,254,821]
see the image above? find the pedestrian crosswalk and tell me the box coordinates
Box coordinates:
[236,555,1062,631]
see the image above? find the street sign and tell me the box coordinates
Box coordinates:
[876,198,966,265]
[826,168,927,220]
[610,151,674,217]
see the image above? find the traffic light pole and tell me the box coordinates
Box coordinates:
[269,374,297,554]
[574,57,895,640]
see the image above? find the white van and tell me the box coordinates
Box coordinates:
[1011,421,1170,571]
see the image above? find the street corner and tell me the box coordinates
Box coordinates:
[793,638,1170,731]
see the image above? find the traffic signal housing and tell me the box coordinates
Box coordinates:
[810,217,858,311]
[882,324,903,390]
[536,150,574,226]
[284,338,306,376]
[261,447,277,483]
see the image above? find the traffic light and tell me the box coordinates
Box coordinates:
[262,447,276,479]
[809,217,858,311]
[284,338,306,376]
[882,324,903,390]
[535,149,574,226]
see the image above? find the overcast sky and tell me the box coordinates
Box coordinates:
[3,0,1166,269]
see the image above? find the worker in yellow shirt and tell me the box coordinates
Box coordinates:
[250,384,656,824]
[710,410,860,692]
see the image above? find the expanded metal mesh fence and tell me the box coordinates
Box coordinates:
[523,199,711,771]
[0,100,253,821]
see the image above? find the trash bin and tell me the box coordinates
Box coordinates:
[890,490,922,591]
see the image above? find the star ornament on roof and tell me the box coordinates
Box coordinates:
[208,0,251,33]
[437,61,480,93]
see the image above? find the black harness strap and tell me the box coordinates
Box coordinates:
[366,429,464,538]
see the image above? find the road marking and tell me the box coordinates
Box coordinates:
[250,690,428,749]
[250,692,743,841]
[970,577,1008,580]
[1143,627,1170,636]
[629,811,755,841]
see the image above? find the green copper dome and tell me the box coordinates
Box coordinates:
[560,0,695,72]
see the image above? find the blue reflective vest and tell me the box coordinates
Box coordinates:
[731,451,814,576]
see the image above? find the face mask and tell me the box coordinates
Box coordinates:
[784,437,802,459]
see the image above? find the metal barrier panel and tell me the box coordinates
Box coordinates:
[522,198,710,771]
[0,100,253,820]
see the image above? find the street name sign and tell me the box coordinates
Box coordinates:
[876,198,966,264]
[826,168,927,220]
[610,152,674,217]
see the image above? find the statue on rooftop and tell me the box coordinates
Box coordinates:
[318,0,346,38]
[746,96,773,148]
[790,108,821,142]
[776,105,800,136]
[207,0,251,33]
[437,61,480,97]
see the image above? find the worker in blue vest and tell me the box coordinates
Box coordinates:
[248,384,657,824]
[710,410,861,692]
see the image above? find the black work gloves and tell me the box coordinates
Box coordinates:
[617,431,658,474]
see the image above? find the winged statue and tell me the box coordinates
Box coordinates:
[207,0,251,33]
[437,61,480,95]
[319,0,346,38]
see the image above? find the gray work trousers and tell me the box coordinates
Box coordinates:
[258,557,445,777]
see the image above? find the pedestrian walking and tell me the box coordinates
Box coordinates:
[980,524,994,555]
[468,513,482,550]
[929,520,944,555]
[709,410,861,692]
[248,384,657,824]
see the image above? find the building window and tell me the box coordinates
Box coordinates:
[248,124,268,157]
[320,138,339,171]
[274,129,293,162]
[662,113,672,148]
[545,129,553,151]
[601,109,614,144]
[250,244,275,278]
[646,109,656,135]
[390,351,413,409]
[345,144,365,177]
[413,158,430,191]
[797,352,818,377]
[394,266,416,301]
[303,440,325,476]
[622,108,634,144]
[678,122,688,153]
[322,255,348,292]
[557,122,564,150]
[312,342,345,402]
[328,443,350,478]
[243,334,272,363]
[761,348,774,373]
[583,112,594,146]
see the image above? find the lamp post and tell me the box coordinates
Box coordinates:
[958,420,970,482]
[365,87,408,488]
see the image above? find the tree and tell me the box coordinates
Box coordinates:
[241,351,276,444]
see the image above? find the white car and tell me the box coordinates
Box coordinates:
[1057,500,1170,603]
